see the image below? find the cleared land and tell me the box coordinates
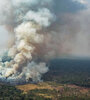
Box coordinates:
[16,82,90,100]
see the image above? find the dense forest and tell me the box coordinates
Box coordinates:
[43,58,90,87]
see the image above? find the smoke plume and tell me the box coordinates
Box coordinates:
[0,0,55,84]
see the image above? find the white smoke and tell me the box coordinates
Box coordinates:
[0,0,55,84]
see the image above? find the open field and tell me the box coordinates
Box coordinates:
[16,82,90,100]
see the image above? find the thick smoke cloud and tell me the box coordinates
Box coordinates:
[53,0,84,15]
[45,0,90,57]
[0,0,55,84]
[0,0,89,84]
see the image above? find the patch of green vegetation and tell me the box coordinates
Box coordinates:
[0,84,24,100]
